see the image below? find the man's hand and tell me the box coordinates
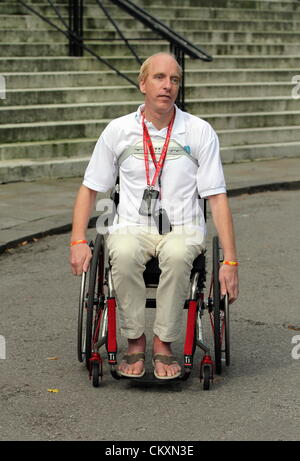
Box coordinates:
[219,264,239,304]
[70,243,92,276]
[69,185,97,276]
[208,193,239,304]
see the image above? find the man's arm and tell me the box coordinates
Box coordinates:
[207,193,239,303]
[69,185,97,276]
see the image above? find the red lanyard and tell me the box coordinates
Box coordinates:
[142,110,175,188]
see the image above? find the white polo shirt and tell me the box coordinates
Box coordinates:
[83,104,226,235]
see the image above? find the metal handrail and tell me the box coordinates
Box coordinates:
[109,0,213,62]
[95,0,142,65]
[17,0,139,88]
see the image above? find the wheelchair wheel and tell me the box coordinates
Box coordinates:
[212,236,231,374]
[77,271,87,363]
[212,235,222,375]
[223,293,230,367]
[85,234,105,369]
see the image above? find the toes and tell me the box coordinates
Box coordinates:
[119,361,144,375]
[167,364,180,377]
[155,363,180,377]
[132,362,144,375]
[155,362,166,377]
[119,362,129,374]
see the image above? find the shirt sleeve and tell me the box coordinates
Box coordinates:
[82,126,118,193]
[196,124,227,198]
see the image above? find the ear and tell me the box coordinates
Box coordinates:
[139,80,146,95]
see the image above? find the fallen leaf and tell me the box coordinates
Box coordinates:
[287,325,300,331]
[46,356,59,360]
[47,389,60,393]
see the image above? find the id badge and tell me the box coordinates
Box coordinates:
[139,188,159,216]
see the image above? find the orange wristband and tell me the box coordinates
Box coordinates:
[222,260,239,266]
[70,239,88,247]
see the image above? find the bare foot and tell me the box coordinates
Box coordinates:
[118,333,146,376]
[152,335,181,378]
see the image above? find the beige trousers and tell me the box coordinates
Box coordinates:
[107,225,205,342]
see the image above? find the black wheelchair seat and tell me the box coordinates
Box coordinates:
[143,253,206,288]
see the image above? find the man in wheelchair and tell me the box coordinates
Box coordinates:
[70,52,239,380]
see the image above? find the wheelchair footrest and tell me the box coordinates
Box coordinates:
[120,371,183,386]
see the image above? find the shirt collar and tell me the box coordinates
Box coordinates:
[135,104,185,135]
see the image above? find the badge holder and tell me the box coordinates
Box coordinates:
[139,187,160,216]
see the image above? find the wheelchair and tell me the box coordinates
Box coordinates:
[77,186,230,390]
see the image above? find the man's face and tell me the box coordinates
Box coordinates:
[139,55,181,115]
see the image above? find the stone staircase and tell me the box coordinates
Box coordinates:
[0,0,300,183]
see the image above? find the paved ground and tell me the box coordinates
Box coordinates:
[0,188,299,441]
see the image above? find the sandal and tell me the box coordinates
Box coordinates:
[152,354,181,380]
[118,352,145,378]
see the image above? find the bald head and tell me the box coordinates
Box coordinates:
[138,52,182,85]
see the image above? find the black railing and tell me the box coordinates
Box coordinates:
[69,0,84,56]
[18,0,139,88]
[18,0,213,109]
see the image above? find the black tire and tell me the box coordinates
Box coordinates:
[77,271,87,363]
[203,365,210,391]
[92,361,100,388]
[85,234,105,369]
[213,235,222,375]
[224,294,230,367]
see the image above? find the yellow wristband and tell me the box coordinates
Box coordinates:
[70,239,88,247]
[222,260,239,266]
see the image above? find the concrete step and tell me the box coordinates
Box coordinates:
[2,68,298,89]
[1,41,298,57]
[2,0,299,7]
[108,5,300,21]
[0,119,108,143]
[7,2,300,23]
[0,97,298,125]
[85,17,300,32]
[186,96,300,116]
[1,82,295,107]
[3,6,300,24]
[1,55,299,73]
[0,137,98,161]
[204,111,300,131]
[221,140,300,163]
[2,28,300,45]
[135,0,300,10]
[0,157,90,184]
[4,15,300,32]
[218,125,300,146]
[1,0,300,10]
[2,85,141,106]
